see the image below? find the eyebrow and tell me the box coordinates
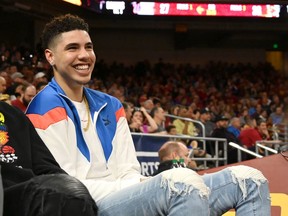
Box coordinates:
[65,42,93,49]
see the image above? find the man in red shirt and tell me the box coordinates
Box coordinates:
[239,117,270,159]
[11,84,36,112]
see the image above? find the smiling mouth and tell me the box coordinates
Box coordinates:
[74,64,89,70]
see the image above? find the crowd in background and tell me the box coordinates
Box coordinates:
[1,43,287,165]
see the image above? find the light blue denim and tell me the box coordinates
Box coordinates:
[97,165,270,216]
[203,165,271,216]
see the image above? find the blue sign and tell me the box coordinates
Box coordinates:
[132,134,170,176]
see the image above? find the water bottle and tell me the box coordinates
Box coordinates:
[179,158,186,168]
[171,159,179,168]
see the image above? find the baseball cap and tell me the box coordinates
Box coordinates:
[214,115,229,122]
[200,107,210,114]
[34,72,46,79]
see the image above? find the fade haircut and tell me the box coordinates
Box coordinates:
[41,14,89,49]
[158,141,180,162]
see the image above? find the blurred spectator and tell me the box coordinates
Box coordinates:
[239,117,270,160]
[153,141,198,174]
[166,125,177,136]
[227,117,241,138]
[150,106,166,134]
[211,115,240,164]
[268,106,285,125]
[33,71,48,87]
[11,84,36,112]
[35,81,48,93]
[173,106,198,137]
[122,101,133,123]
[0,76,7,95]
[129,107,158,133]
[196,107,216,138]
[142,99,154,112]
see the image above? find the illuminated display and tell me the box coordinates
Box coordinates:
[63,1,281,18]
[132,2,280,17]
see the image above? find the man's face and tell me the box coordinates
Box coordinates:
[217,120,228,128]
[0,78,6,93]
[45,30,96,89]
[125,105,133,121]
[156,107,166,121]
[258,122,267,134]
[176,143,192,168]
[22,86,36,106]
[168,128,177,135]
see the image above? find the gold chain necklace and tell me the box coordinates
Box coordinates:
[83,96,91,132]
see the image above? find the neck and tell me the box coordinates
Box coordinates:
[155,118,162,125]
[54,76,84,102]
[62,85,84,102]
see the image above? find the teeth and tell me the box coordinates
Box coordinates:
[75,65,89,70]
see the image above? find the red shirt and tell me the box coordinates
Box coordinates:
[11,99,26,112]
[239,128,262,148]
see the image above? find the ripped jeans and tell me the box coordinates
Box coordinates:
[97,165,270,216]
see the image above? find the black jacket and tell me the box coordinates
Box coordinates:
[0,102,65,188]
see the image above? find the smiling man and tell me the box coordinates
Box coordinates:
[26,14,270,216]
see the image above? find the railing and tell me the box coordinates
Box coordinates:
[256,143,278,155]
[131,132,227,176]
[229,139,288,162]
[255,140,288,155]
[228,142,263,162]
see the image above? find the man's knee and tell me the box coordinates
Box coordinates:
[160,168,210,198]
[227,165,269,199]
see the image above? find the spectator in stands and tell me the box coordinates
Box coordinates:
[166,124,177,136]
[11,84,36,112]
[260,91,272,116]
[0,101,98,216]
[211,115,240,164]
[0,71,11,91]
[153,141,270,215]
[269,94,283,113]
[35,81,48,93]
[227,117,241,138]
[239,117,271,159]
[5,71,28,97]
[0,76,7,95]
[164,104,180,126]
[173,105,198,138]
[242,115,257,130]
[196,107,215,137]
[129,107,158,133]
[33,71,48,87]
[192,108,200,121]
[27,13,214,216]
[239,106,249,126]
[153,141,198,173]
[268,105,285,125]
[122,101,133,123]
[142,98,154,112]
[150,106,167,133]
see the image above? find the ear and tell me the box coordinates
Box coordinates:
[171,152,179,160]
[45,49,54,66]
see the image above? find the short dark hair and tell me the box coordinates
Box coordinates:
[256,117,266,126]
[150,106,159,118]
[122,102,129,111]
[41,14,89,49]
[165,125,176,133]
